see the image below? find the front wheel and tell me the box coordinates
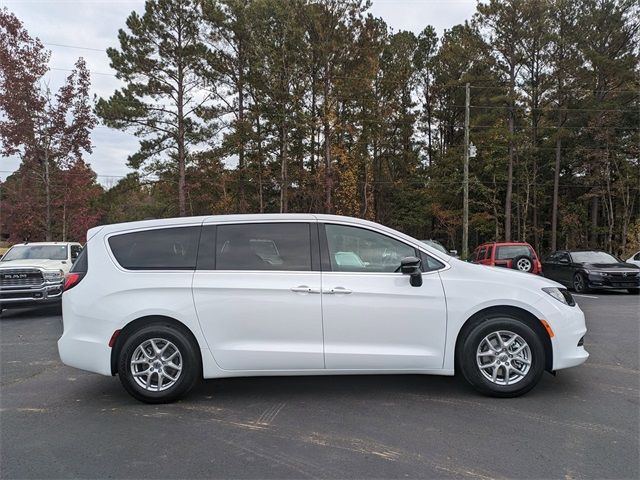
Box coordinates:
[459,317,545,397]
[118,324,200,403]
[572,272,588,293]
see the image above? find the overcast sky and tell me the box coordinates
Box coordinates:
[1,0,478,186]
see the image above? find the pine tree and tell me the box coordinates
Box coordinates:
[97,0,212,217]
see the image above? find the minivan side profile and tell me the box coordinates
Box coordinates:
[58,214,588,403]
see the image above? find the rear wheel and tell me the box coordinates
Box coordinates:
[118,324,200,403]
[459,316,545,397]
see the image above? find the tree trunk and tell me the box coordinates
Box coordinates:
[590,196,599,248]
[323,71,332,213]
[237,36,246,213]
[551,135,561,251]
[44,149,52,241]
[177,23,186,217]
[279,123,288,213]
[504,80,515,242]
[256,116,264,213]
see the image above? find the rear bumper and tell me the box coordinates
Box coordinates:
[58,294,114,376]
[58,333,112,376]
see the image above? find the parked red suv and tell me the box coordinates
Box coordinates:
[471,242,542,274]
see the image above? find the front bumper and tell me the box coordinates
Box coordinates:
[586,273,640,290]
[0,282,63,306]
[545,301,589,371]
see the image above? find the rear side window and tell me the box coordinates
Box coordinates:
[216,223,312,271]
[496,245,533,260]
[109,227,200,270]
[486,245,493,259]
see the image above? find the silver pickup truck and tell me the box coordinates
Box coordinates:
[0,242,83,311]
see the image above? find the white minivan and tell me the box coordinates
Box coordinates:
[58,214,588,403]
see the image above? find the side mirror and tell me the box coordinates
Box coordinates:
[400,256,423,287]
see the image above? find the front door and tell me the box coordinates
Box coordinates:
[192,221,324,371]
[320,223,447,370]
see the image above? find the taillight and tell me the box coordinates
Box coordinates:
[63,272,85,291]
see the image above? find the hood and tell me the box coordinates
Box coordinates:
[449,258,564,289]
[581,262,640,272]
[0,259,69,271]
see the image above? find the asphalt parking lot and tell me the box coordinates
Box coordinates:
[1,293,638,479]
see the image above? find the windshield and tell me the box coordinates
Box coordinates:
[1,245,68,261]
[421,240,448,254]
[571,251,619,264]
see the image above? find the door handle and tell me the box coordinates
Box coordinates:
[291,285,320,294]
[324,286,352,294]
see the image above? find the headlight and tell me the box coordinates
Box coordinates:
[43,270,63,282]
[590,271,608,276]
[542,287,575,306]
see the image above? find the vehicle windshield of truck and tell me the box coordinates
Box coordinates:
[1,245,68,261]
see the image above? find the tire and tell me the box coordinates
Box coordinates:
[118,324,200,404]
[458,316,545,397]
[572,272,588,293]
[512,255,534,273]
[628,289,640,295]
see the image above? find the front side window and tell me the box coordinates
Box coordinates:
[486,245,493,259]
[325,224,416,273]
[108,226,200,270]
[216,223,311,271]
[71,244,82,261]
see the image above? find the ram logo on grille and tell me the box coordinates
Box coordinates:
[3,273,28,280]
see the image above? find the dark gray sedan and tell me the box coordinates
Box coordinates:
[542,250,640,294]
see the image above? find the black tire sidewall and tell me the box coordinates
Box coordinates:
[118,325,200,404]
[512,255,533,273]
[460,317,545,397]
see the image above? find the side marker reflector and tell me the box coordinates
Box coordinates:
[108,330,121,348]
[540,319,555,338]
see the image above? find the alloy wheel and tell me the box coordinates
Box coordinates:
[476,330,532,386]
[130,338,183,392]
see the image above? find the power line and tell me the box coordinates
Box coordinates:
[44,42,105,52]
[38,41,640,95]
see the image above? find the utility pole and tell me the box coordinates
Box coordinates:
[462,83,470,260]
